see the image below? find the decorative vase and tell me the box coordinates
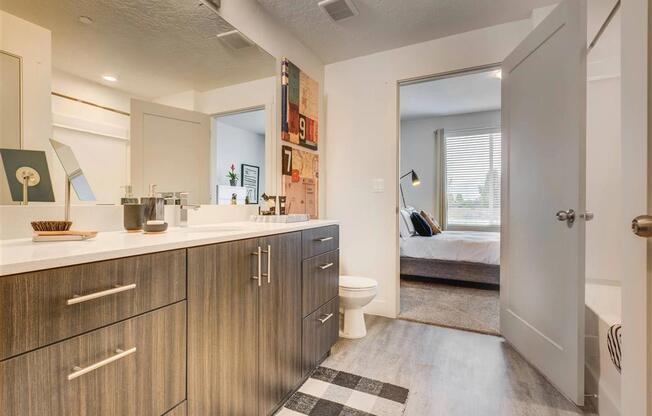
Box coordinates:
[230,179,237,186]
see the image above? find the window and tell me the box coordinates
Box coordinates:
[443,128,501,229]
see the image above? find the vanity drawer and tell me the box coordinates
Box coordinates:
[302,226,339,259]
[0,302,186,416]
[0,249,186,360]
[302,250,339,317]
[302,297,339,378]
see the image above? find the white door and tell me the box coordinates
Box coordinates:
[130,99,211,203]
[500,0,587,405]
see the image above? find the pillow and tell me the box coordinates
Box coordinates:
[399,208,416,237]
[420,210,442,235]
[411,212,433,237]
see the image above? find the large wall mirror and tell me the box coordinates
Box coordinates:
[0,0,276,205]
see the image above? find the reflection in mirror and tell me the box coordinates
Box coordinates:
[50,139,95,201]
[0,51,23,204]
[0,51,21,150]
[214,108,266,205]
[0,0,276,205]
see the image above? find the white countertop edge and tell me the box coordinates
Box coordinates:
[0,220,339,276]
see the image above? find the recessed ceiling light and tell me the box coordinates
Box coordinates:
[102,75,118,82]
[79,16,93,25]
[492,70,502,79]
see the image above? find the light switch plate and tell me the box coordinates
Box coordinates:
[372,178,385,193]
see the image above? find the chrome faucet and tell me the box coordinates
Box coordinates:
[177,192,200,227]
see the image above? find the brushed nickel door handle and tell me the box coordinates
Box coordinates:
[632,215,652,237]
[317,313,334,324]
[319,262,334,270]
[66,283,137,306]
[315,237,333,242]
[261,245,271,284]
[68,347,136,380]
[251,246,262,287]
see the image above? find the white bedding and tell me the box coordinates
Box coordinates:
[400,231,500,265]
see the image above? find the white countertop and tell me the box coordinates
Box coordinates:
[0,220,339,276]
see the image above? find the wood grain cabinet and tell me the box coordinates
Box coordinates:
[301,225,339,258]
[0,225,339,416]
[302,250,340,317]
[0,302,186,416]
[188,232,303,416]
[302,297,339,378]
[0,249,186,361]
[300,227,340,377]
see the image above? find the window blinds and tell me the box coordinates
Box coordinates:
[444,128,501,228]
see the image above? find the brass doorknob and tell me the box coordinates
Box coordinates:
[632,215,652,237]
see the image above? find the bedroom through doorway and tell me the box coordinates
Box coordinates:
[398,66,502,336]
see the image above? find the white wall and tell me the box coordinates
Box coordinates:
[217,0,327,217]
[325,20,531,318]
[214,119,266,191]
[585,79,622,287]
[400,110,501,218]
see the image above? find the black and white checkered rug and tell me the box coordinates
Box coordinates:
[277,366,409,416]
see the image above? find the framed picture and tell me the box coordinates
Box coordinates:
[281,58,319,150]
[241,164,260,204]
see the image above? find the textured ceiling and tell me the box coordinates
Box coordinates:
[257,0,560,63]
[2,0,276,99]
[400,70,501,120]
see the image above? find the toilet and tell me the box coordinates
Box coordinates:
[339,275,378,339]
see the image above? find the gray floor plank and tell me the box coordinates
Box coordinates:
[324,316,594,416]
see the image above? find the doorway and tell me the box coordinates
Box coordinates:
[212,107,266,205]
[397,66,502,336]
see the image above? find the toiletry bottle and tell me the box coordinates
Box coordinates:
[141,184,165,221]
[120,185,139,205]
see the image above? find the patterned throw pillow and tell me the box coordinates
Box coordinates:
[410,212,433,237]
[420,210,442,235]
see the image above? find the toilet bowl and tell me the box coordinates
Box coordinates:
[339,275,378,339]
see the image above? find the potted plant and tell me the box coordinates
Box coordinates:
[227,164,238,186]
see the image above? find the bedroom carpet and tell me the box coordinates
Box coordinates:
[398,278,500,336]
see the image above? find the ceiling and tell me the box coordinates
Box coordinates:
[257,0,560,63]
[216,109,266,135]
[2,0,276,99]
[400,70,501,120]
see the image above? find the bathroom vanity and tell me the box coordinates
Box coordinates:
[0,221,339,416]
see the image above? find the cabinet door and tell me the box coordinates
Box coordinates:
[0,303,186,416]
[258,232,303,415]
[187,239,260,416]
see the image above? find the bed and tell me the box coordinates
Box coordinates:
[400,231,500,285]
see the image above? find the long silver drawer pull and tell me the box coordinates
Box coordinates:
[261,245,271,284]
[319,262,334,270]
[251,247,262,287]
[66,283,137,306]
[67,347,136,381]
[318,313,334,324]
[315,237,333,242]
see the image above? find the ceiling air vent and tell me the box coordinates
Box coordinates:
[217,30,254,50]
[318,0,359,22]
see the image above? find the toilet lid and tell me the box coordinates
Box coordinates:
[340,275,378,290]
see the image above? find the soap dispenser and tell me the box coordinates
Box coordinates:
[120,185,139,205]
[141,184,164,221]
